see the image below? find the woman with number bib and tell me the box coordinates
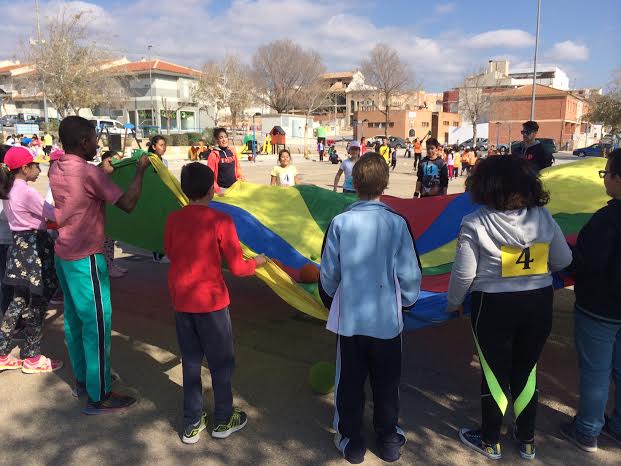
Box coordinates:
[447,155,572,461]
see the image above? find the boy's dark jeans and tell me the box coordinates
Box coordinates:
[175,308,235,426]
[334,333,403,448]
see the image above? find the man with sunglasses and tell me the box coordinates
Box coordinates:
[513,120,553,172]
[561,148,621,452]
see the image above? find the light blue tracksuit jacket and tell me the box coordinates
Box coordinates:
[319,201,422,339]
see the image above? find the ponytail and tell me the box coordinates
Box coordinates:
[0,166,16,200]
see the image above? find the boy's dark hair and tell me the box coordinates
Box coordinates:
[101,150,118,161]
[353,152,389,197]
[426,138,440,148]
[213,127,228,141]
[608,148,621,176]
[59,116,95,151]
[466,155,549,211]
[181,162,214,201]
[522,120,539,132]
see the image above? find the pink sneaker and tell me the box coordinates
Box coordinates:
[21,356,63,374]
[0,355,22,371]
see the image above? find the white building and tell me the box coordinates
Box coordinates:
[509,66,569,91]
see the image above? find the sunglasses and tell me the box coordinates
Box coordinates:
[520,130,534,135]
[599,170,612,178]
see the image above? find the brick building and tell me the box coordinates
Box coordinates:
[353,109,460,143]
[488,84,589,150]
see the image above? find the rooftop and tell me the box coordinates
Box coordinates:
[107,59,201,77]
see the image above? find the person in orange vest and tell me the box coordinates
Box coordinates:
[413,138,422,170]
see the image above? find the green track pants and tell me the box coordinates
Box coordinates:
[56,254,111,402]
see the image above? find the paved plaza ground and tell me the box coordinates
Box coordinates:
[1,151,618,465]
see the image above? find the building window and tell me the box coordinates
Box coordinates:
[452,121,459,127]
[421,122,430,128]
[442,121,449,126]
[389,122,394,128]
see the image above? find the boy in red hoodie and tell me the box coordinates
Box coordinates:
[164,162,266,444]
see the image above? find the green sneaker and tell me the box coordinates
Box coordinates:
[182,412,207,444]
[211,409,248,439]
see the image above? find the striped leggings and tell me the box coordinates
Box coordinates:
[470,287,553,444]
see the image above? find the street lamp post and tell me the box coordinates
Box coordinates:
[148,45,154,127]
[495,121,500,148]
[252,112,261,163]
[530,0,542,120]
[34,0,48,125]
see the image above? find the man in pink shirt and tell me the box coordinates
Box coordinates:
[50,116,150,415]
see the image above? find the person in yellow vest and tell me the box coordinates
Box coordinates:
[379,138,391,164]
[42,132,54,157]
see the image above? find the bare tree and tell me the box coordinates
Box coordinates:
[24,10,125,117]
[360,44,413,137]
[192,62,225,126]
[293,79,333,156]
[193,56,255,128]
[252,39,325,113]
[585,67,621,132]
[458,67,493,145]
[225,57,254,128]
[160,96,194,134]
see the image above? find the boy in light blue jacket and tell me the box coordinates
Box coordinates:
[319,153,422,464]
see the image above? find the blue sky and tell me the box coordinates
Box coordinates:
[1,0,618,91]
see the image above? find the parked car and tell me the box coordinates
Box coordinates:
[511,138,557,155]
[572,143,605,157]
[458,138,488,151]
[386,136,405,149]
[89,118,126,135]
[0,115,17,127]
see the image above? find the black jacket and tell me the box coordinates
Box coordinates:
[573,198,621,323]
[513,142,553,172]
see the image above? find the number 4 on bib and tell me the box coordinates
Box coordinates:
[501,243,549,278]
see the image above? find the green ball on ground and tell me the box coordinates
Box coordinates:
[309,361,336,394]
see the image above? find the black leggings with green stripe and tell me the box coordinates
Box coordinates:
[470,286,553,444]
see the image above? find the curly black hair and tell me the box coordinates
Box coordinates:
[466,155,549,210]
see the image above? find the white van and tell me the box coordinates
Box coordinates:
[89,118,126,135]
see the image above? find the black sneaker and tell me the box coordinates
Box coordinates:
[602,415,621,447]
[82,392,137,415]
[334,433,366,464]
[182,412,207,444]
[377,432,406,463]
[512,424,536,460]
[72,372,120,398]
[459,428,501,460]
[211,409,247,439]
[560,421,597,453]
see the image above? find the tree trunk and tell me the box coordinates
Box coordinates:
[472,120,477,149]
[384,92,390,137]
[303,117,308,158]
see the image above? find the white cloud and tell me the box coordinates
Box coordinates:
[0,1,591,91]
[435,3,456,14]
[547,40,589,61]
[466,29,535,49]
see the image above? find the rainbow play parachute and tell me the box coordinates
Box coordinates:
[106,156,608,331]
